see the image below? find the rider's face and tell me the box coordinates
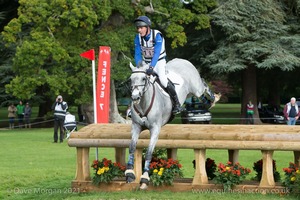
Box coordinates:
[137,26,148,37]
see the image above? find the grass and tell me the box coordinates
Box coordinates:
[0,128,299,200]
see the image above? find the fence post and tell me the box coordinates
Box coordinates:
[228,150,239,164]
[294,151,300,167]
[259,150,275,187]
[75,147,91,181]
[134,148,143,183]
[192,149,208,185]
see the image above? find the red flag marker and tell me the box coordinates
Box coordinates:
[80,49,95,60]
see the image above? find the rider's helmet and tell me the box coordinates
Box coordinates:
[134,16,151,27]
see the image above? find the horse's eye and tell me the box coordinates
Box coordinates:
[142,77,146,81]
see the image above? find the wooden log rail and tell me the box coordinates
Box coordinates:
[68,124,300,189]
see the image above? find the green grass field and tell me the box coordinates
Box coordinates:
[0,128,299,200]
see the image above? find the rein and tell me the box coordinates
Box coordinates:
[133,82,155,118]
[131,71,156,118]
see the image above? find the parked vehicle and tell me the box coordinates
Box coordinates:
[181,96,211,124]
[258,105,285,124]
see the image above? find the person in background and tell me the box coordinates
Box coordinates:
[8,103,17,129]
[51,95,68,143]
[283,97,300,125]
[24,102,32,128]
[246,100,254,124]
[16,100,25,128]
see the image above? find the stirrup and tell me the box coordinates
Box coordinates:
[172,106,183,114]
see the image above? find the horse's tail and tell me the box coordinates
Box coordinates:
[201,78,221,109]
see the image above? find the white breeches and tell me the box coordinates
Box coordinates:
[153,59,168,88]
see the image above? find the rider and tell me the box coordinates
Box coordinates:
[134,15,182,114]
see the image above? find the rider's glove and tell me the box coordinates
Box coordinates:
[146,67,154,75]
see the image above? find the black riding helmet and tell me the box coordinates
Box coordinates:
[134,16,151,27]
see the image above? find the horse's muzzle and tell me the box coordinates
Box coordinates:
[131,89,141,104]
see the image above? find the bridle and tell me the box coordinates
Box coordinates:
[131,71,156,118]
[131,71,151,97]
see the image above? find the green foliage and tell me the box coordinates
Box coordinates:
[203,0,300,73]
[1,0,217,107]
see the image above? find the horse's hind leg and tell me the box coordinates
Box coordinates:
[140,127,160,190]
[125,124,141,183]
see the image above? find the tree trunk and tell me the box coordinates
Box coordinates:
[267,70,281,106]
[241,65,261,124]
[35,98,53,127]
[109,80,130,123]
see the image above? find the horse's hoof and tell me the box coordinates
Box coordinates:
[125,169,135,183]
[139,174,150,190]
[140,183,148,190]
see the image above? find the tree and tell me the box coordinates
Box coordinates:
[202,0,300,123]
[2,0,216,123]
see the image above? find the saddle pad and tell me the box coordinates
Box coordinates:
[155,70,184,96]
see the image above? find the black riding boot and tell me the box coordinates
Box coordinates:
[166,82,182,114]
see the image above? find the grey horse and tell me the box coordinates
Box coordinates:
[125,58,220,189]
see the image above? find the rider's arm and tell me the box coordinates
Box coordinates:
[134,34,142,66]
[150,33,163,68]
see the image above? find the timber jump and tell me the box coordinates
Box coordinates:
[68,124,300,192]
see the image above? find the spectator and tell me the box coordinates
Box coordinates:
[283,97,300,125]
[8,103,17,129]
[51,95,68,143]
[24,102,32,128]
[246,100,254,124]
[16,100,25,128]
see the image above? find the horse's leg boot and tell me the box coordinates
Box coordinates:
[166,82,182,114]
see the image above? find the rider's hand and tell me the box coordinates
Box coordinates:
[146,67,154,75]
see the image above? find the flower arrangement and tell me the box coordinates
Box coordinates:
[149,158,183,186]
[214,161,251,191]
[91,158,126,185]
[283,162,300,194]
[252,159,280,182]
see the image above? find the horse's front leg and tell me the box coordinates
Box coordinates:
[125,124,141,183]
[140,126,160,190]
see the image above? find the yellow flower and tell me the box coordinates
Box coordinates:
[296,170,300,174]
[225,167,231,171]
[104,167,109,172]
[158,171,163,176]
[291,176,296,182]
[97,167,105,175]
[159,168,164,172]
[153,169,158,173]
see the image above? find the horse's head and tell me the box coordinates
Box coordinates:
[129,62,149,104]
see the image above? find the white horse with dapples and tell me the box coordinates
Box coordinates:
[125,58,220,189]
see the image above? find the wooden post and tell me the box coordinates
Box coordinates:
[228,150,239,163]
[134,148,143,183]
[259,150,275,187]
[167,148,177,160]
[75,147,91,181]
[294,151,300,167]
[192,149,208,185]
[115,147,126,166]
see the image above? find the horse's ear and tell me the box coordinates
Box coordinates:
[129,62,135,71]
